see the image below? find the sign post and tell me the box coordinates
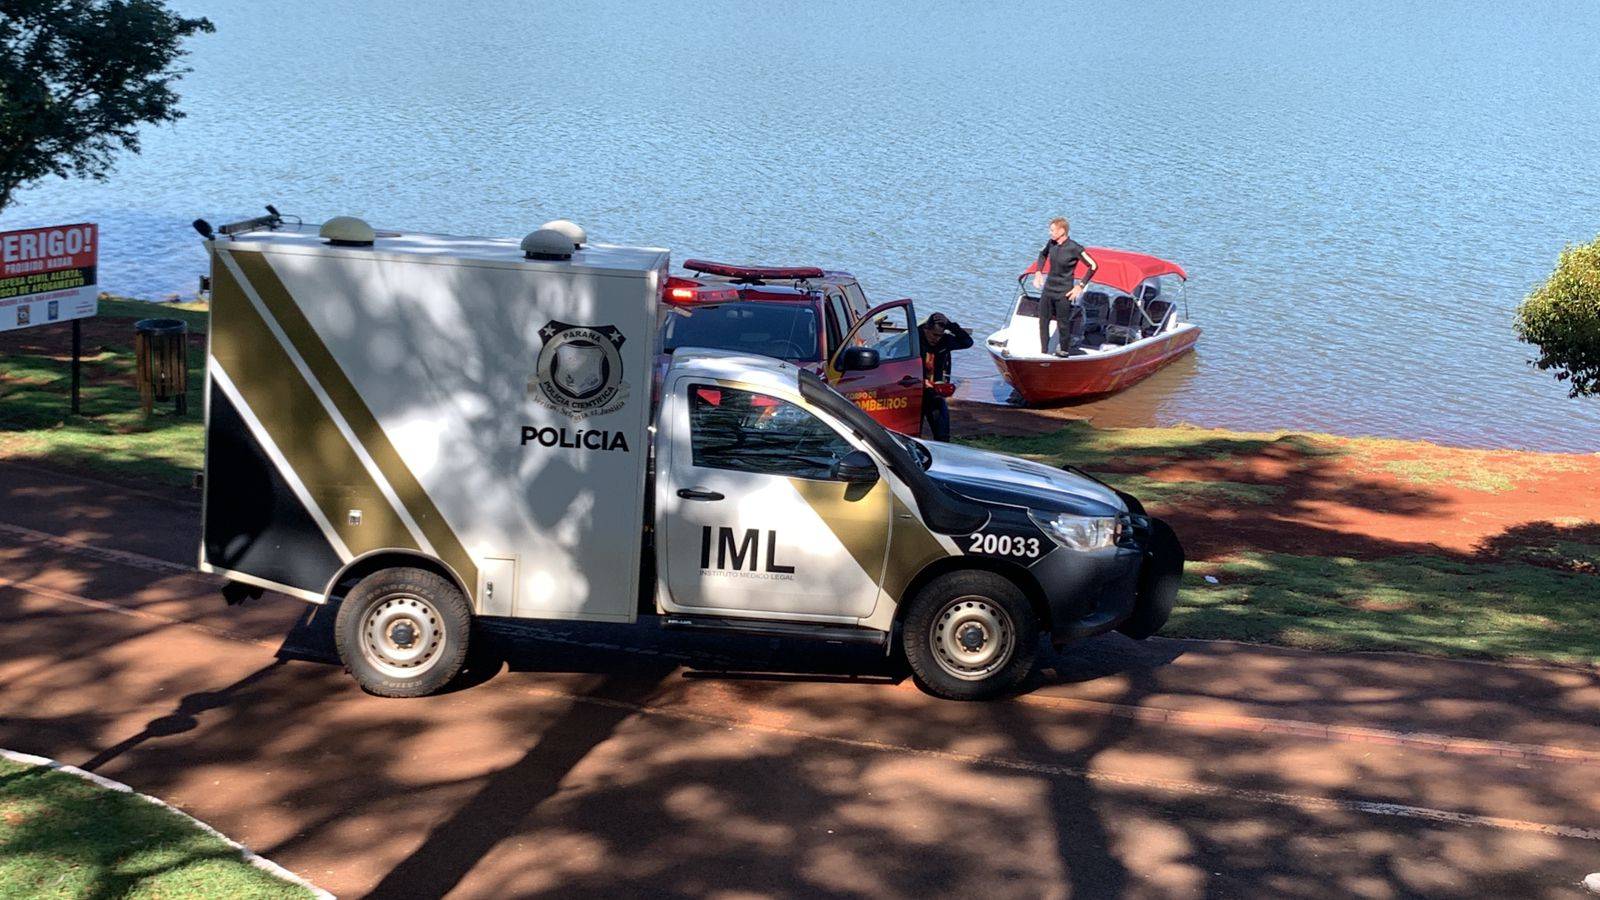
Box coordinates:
[1,223,100,416]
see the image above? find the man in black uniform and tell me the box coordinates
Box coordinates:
[1034,217,1098,356]
[918,312,972,441]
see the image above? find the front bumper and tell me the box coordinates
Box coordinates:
[1036,514,1182,645]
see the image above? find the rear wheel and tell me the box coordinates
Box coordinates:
[901,570,1038,701]
[334,567,471,698]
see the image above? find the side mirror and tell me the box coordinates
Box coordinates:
[833,449,879,485]
[836,346,880,372]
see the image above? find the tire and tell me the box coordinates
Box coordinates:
[1118,517,1184,640]
[901,570,1039,701]
[334,567,472,698]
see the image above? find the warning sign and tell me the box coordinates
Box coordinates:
[0,223,98,332]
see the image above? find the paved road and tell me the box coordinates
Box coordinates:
[2,463,1597,898]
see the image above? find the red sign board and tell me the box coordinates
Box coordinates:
[0,223,99,332]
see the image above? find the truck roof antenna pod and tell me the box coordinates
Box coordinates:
[522,228,574,261]
[320,216,376,247]
[540,219,587,250]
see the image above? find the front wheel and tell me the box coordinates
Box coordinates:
[334,567,472,698]
[901,570,1038,701]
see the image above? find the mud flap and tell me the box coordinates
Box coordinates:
[1118,517,1183,640]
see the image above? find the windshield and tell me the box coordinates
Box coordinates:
[662,302,821,362]
[894,432,932,469]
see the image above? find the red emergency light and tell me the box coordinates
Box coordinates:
[664,276,739,304]
[682,259,826,281]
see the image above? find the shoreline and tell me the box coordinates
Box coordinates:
[948,396,1600,458]
[80,295,1600,455]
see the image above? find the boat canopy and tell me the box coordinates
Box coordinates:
[1023,247,1187,295]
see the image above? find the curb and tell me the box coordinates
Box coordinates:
[0,749,334,899]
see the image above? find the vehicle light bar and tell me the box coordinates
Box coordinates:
[664,275,740,303]
[682,259,826,281]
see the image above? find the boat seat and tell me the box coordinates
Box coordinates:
[1142,299,1176,337]
[1104,295,1141,345]
[1081,292,1111,325]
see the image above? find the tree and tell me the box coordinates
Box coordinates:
[1516,235,1600,398]
[0,0,212,212]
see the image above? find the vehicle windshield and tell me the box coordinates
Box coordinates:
[894,432,932,469]
[662,302,821,362]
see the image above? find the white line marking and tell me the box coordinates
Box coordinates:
[0,520,194,575]
[210,359,354,563]
[216,249,437,559]
[0,575,278,649]
[0,749,334,899]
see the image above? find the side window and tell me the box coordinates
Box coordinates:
[689,385,854,481]
[823,298,845,355]
[842,283,871,319]
[829,292,852,333]
[849,305,916,361]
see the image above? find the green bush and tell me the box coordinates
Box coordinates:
[1515,235,1600,397]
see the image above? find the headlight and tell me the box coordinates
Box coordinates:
[1029,511,1123,551]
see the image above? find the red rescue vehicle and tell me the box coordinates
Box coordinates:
[660,260,927,435]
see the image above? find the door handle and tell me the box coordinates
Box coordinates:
[677,488,724,502]
[898,375,919,387]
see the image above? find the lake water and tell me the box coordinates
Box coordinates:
[5,0,1599,452]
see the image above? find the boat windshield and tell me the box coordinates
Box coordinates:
[662,301,822,362]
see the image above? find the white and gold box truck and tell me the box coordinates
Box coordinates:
[194,212,1183,700]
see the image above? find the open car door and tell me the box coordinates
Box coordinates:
[828,299,923,435]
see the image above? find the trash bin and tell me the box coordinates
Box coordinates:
[134,317,189,415]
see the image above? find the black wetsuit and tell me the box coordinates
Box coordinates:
[1036,239,1096,354]
[919,319,972,441]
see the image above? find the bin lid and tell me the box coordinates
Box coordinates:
[134,318,188,334]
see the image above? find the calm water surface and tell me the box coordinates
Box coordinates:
[5,1,1600,451]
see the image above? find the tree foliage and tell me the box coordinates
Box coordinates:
[1516,235,1600,398]
[0,0,212,211]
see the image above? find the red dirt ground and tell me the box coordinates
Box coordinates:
[950,400,1600,563]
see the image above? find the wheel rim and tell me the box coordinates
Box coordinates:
[929,595,1015,681]
[360,593,446,679]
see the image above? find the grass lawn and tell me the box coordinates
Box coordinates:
[1181,551,1599,664]
[0,298,206,488]
[967,426,1600,667]
[0,756,312,899]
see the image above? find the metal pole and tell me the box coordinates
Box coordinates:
[70,318,82,416]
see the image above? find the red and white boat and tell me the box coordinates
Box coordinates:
[985,248,1198,404]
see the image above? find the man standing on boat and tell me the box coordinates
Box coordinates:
[1034,217,1099,356]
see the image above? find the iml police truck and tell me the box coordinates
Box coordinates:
[193,211,1182,700]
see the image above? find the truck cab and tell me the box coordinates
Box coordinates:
[651,349,1182,698]
[661,261,925,435]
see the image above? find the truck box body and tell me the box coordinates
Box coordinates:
[199,224,666,622]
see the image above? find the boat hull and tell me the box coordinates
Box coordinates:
[987,326,1201,404]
